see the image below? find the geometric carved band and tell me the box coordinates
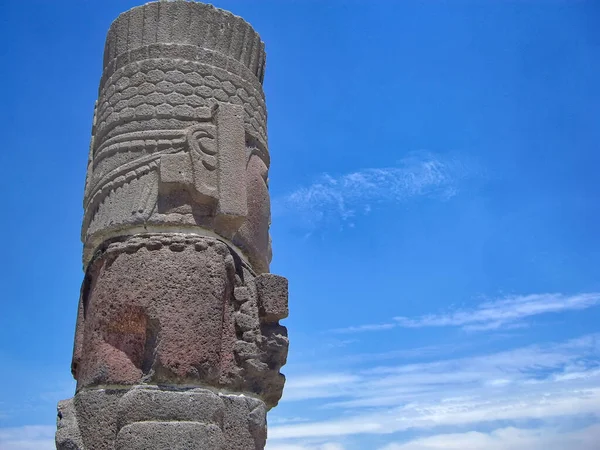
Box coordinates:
[95,47,268,152]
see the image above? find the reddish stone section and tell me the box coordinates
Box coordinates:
[72,234,288,406]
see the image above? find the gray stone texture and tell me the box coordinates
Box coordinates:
[71,389,125,450]
[58,2,287,449]
[222,394,268,450]
[115,422,224,450]
[56,399,83,450]
[116,386,224,429]
[57,387,267,450]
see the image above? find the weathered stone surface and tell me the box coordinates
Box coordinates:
[59,387,268,450]
[116,386,225,429]
[71,234,287,402]
[59,2,288,449]
[72,389,124,450]
[115,422,224,450]
[75,236,233,388]
[222,394,267,450]
[56,399,83,450]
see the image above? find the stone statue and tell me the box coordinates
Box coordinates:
[56,2,288,448]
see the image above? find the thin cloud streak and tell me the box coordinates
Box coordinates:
[395,292,600,330]
[332,292,600,334]
[380,424,600,450]
[331,323,396,333]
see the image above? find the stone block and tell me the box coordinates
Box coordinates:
[115,422,224,450]
[255,274,289,323]
[221,394,267,450]
[56,398,83,450]
[73,389,125,450]
[160,152,193,186]
[117,386,224,429]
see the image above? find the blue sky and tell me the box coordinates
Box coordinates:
[1,0,600,449]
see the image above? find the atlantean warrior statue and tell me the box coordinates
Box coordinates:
[56,2,288,448]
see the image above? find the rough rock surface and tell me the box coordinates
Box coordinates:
[57,2,287,449]
[59,386,266,450]
[72,234,288,404]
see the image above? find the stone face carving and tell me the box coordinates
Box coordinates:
[58,2,287,449]
[82,0,272,274]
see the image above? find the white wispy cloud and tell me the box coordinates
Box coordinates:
[0,425,55,450]
[332,292,600,333]
[339,343,471,365]
[395,292,600,331]
[331,323,397,334]
[267,443,346,450]
[380,424,600,450]
[273,152,468,227]
[271,333,600,442]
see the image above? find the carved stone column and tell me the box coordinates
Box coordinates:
[56,2,288,449]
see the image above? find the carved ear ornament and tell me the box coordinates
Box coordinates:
[185,125,217,171]
[186,126,216,155]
